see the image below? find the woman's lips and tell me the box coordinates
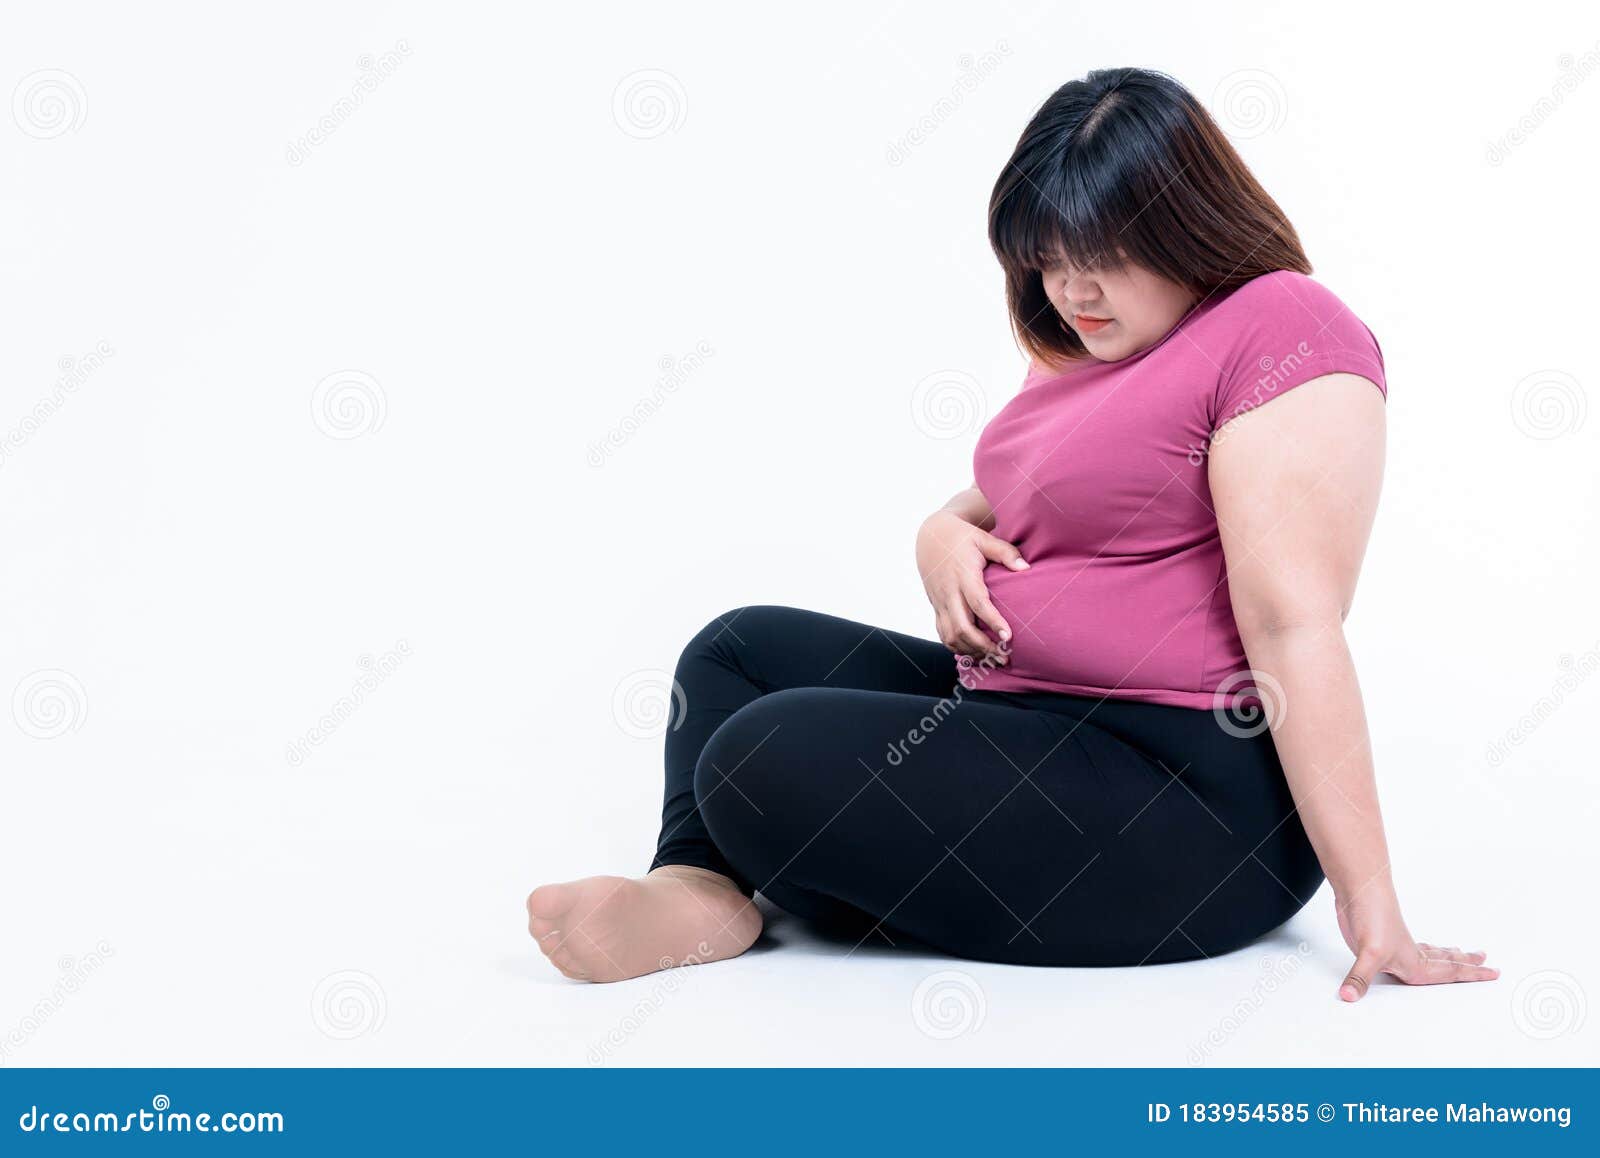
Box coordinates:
[1074,314,1112,334]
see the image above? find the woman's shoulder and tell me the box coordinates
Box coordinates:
[1203,268,1382,367]
[1212,268,1352,321]
[1202,268,1387,432]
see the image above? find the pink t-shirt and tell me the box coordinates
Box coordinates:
[969,269,1386,708]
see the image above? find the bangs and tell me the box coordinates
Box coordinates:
[990,147,1140,276]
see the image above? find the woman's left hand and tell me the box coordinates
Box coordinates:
[1335,895,1500,1002]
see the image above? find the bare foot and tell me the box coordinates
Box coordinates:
[525,865,762,982]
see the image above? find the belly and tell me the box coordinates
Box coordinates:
[980,551,1221,697]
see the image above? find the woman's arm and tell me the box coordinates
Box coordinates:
[1208,373,1498,1002]
[933,485,997,531]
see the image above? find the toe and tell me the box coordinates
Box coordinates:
[528,917,562,952]
[548,949,592,981]
[527,882,575,920]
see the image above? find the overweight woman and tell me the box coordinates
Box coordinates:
[530,68,1498,1002]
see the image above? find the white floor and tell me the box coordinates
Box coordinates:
[3,705,1594,1068]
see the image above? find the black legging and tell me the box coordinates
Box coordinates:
[650,605,1323,966]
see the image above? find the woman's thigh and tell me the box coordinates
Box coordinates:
[676,604,958,699]
[655,605,962,885]
[696,685,1319,966]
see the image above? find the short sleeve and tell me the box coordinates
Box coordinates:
[1209,271,1386,435]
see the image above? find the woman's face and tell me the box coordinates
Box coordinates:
[1040,254,1198,361]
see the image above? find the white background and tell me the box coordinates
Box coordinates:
[2,0,1596,1067]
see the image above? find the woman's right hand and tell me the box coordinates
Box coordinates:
[915,509,1029,662]
[1334,891,1499,1003]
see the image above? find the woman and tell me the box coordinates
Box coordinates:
[529,68,1498,1002]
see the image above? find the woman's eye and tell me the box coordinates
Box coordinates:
[1040,257,1087,277]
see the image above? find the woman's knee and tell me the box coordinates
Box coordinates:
[695,693,787,807]
[678,605,781,671]
[692,690,820,850]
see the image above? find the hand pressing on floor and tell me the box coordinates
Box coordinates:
[1334,892,1499,1002]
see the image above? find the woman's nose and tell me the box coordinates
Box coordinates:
[1062,272,1098,305]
